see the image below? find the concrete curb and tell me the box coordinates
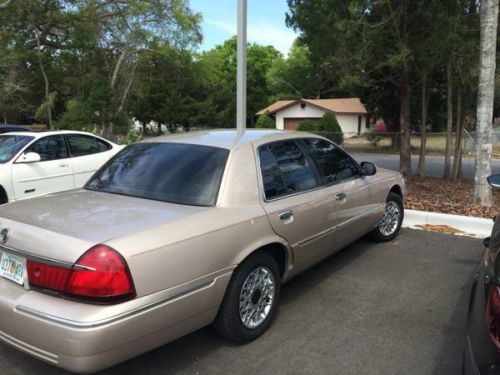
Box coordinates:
[402,209,493,238]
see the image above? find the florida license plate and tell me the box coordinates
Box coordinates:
[0,252,24,285]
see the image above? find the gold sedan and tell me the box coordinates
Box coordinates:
[0,130,404,373]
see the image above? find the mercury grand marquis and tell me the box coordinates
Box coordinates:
[0,130,405,373]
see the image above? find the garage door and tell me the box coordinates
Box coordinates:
[284,118,318,130]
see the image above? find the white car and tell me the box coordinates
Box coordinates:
[0,130,123,203]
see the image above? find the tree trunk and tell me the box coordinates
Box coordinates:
[418,78,428,177]
[473,0,499,206]
[399,69,412,177]
[111,48,127,89]
[452,85,464,179]
[444,59,453,179]
[117,63,137,115]
[36,32,52,129]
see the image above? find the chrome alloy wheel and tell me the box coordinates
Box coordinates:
[239,266,276,329]
[378,201,401,236]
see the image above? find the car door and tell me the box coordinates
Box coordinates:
[257,139,337,273]
[11,135,74,200]
[65,134,115,187]
[302,138,379,250]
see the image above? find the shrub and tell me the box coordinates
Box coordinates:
[366,131,382,148]
[297,119,320,131]
[318,112,343,145]
[255,112,275,129]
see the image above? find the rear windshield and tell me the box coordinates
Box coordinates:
[85,142,229,207]
[0,135,34,163]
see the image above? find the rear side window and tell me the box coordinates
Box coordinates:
[302,138,359,183]
[25,135,68,161]
[67,134,111,157]
[259,140,318,200]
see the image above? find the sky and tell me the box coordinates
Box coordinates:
[189,0,299,56]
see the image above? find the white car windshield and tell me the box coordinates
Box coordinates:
[0,135,35,163]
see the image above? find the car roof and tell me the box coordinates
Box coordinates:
[0,130,110,140]
[141,130,318,150]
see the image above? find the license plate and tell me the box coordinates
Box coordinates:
[0,252,24,285]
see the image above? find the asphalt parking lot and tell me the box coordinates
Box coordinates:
[0,229,483,375]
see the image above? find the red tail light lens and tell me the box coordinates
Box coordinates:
[27,261,71,291]
[486,286,500,351]
[66,245,135,301]
[27,245,135,303]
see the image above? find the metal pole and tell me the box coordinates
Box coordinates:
[236,0,247,131]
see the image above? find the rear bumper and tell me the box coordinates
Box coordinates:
[0,272,231,373]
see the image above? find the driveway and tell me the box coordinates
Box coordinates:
[0,229,482,375]
[352,152,500,179]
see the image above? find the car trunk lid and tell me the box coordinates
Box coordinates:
[0,189,210,263]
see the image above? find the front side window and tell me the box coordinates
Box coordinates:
[86,143,229,206]
[25,135,68,161]
[259,140,318,200]
[0,135,34,164]
[302,138,359,183]
[67,134,111,157]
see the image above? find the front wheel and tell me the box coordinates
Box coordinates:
[369,192,404,242]
[213,252,281,343]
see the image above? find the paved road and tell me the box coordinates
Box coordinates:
[0,229,482,375]
[352,153,500,179]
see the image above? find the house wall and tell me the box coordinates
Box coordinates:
[275,103,325,130]
[274,103,367,138]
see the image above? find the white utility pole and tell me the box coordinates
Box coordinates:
[236,0,247,131]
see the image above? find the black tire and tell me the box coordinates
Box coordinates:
[213,252,281,343]
[368,191,404,242]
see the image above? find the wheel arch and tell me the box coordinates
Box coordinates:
[232,237,292,281]
[0,185,9,204]
[389,184,403,199]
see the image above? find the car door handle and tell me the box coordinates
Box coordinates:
[59,163,69,167]
[335,192,347,201]
[279,210,294,221]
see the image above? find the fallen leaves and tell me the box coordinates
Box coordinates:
[405,177,500,219]
[415,224,465,235]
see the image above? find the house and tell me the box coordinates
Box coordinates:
[257,98,368,138]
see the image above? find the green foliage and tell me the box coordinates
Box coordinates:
[35,92,58,124]
[267,41,317,99]
[255,113,275,129]
[318,112,343,144]
[366,131,382,148]
[297,119,319,132]
[117,129,143,146]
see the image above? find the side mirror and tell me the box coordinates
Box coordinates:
[487,174,500,189]
[17,152,41,164]
[360,161,377,176]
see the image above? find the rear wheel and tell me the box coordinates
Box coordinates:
[213,252,281,343]
[369,192,404,242]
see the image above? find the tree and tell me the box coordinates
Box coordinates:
[319,111,343,144]
[196,37,281,128]
[255,112,275,129]
[473,0,499,206]
[267,41,317,99]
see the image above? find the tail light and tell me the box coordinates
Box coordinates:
[27,245,135,303]
[486,286,500,351]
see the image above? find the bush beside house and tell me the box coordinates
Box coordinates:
[255,112,275,129]
[297,112,344,145]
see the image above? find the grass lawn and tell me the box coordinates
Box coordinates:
[342,133,500,157]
